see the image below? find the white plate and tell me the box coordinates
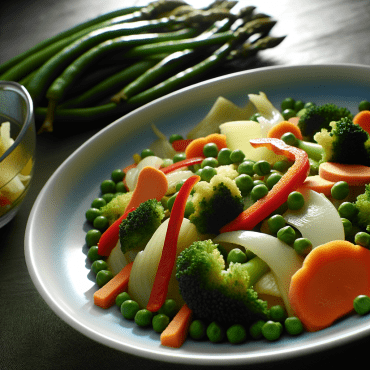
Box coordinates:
[25,64,370,365]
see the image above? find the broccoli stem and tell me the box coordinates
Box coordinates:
[244,256,270,287]
[296,140,323,162]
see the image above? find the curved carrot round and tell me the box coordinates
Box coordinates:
[297,175,335,196]
[185,133,227,159]
[353,110,370,134]
[160,304,193,348]
[319,162,370,186]
[267,120,303,140]
[289,240,370,332]
[124,166,168,212]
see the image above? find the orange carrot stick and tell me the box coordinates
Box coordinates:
[289,240,370,332]
[160,304,193,348]
[267,120,303,140]
[185,133,227,159]
[319,162,370,186]
[297,175,335,196]
[94,262,134,309]
[124,166,168,213]
[353,110,370,134]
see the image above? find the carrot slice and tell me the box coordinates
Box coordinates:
[160,304,193,348]
[124,166,168,213]
[289,240,370,332]
[267,120,303,140]
[353,110,370,134]
[319,162,370,186]
[288,116,300,125]
[94,262,134,309]
[185,133,227,159]
[297,175,335,196]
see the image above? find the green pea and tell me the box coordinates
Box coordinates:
[227,248,247,264]
[167,192,177,212]
[91,259,108,274]
[141,148,155,159]
[100,179,116,194]
[304,102,315,109]
[111,169,125,183]
[121,300,140,320]
[161,158,173,167]
[273,160,292,173]
[253,179,265,187]
[353,295,370,315]
[277,225,296,245]
[250,113,262,122]
[294,100,305,112]
[203,142,219,158]
[184,201,195,218]
[331,181,349,200]
[91,197,106,209]
[115,292,131,307]
[282,108,296,120]
[284,316,304,335]
[96,270,113,287]
[86,207,101,223]
[267,214,286,234]
[102,193,115,204]
[158,299,178,318]
[226,324,247,344]
[175,180,185,192]
[281,97,295,111]
[206,321,225,343]
[253,160,271,176]
[173,152,186,163]
[135,309,154,327]
[287,191,305,210]
[189,319,206,340]
[269,305,287,323]
[341,218,353,237]
[237,160,255,176]
[230,149,245,163]
[358,100,370,111]
[217,148,232,165]
[281,132,298,146]
[261,321,282,341]
[200,166,217,182]
[293,238,312,255]
[235,174,254,195]
[251,184,269,201]
[265,172,282,190]
[354,232,370,248]
[152,314,170,333]
[87,245,101,262]
[249,320,265,339]
[85,229,101,247]
[169,133,184,144]
[93,215,109,230]
[115,181,127,193]
[338,202,358,220]
[201,157,218,168]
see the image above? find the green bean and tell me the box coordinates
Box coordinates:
[45,28,198,104]
[59,60,158,108]
[0,6,143,76]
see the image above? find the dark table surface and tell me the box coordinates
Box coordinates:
[1,0,370,369]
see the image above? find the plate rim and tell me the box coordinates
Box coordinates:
[25,63,370,365]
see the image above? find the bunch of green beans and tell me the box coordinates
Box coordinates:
[0,0,286,134]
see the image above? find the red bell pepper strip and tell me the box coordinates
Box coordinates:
[160,157,204,175]
[220,138,310,233]
[172,139,193,152]
[146,175,200,312]
[97,207,135,256]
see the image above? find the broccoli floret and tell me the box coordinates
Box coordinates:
[119,199,165,254]
[189,174,244,234]
[298,103,353,141]
[355,184,370,229]
[100,192,133,224]
[176,239,269,325]
[314,117,370,165]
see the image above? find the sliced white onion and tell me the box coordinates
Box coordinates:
[283,189,345,248]
[166,170,194,195]
[255,271,281,297]
[214,230,304,316]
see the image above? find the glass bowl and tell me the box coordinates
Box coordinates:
[0,81,36,228]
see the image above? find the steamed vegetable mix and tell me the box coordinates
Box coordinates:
[0,1,286,133]
[84,91,370,348]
